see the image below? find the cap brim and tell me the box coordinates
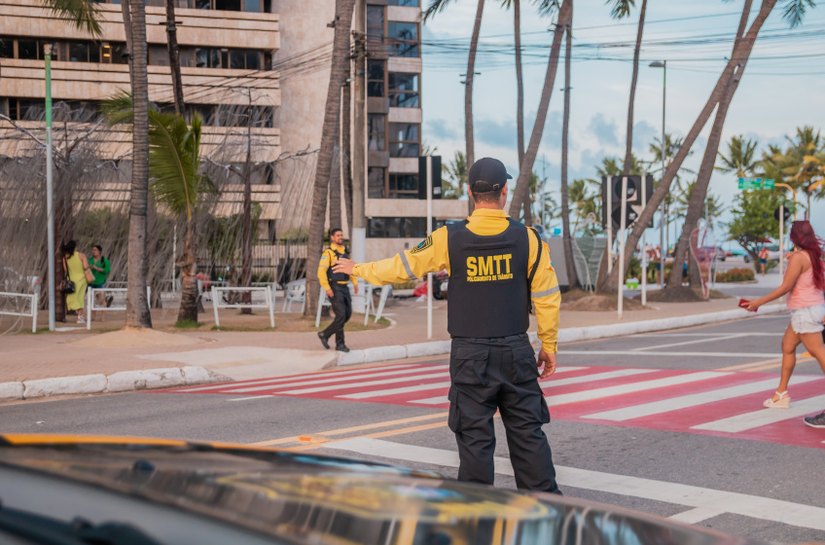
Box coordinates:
[506,173,513,179]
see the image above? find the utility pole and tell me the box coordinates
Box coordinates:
[45,43,55,331]
[350,4,367,262]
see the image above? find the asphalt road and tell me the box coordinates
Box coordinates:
[1,314,824,544]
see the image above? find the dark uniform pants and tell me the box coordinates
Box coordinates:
[447,334,560,493]
[322,284,352,347]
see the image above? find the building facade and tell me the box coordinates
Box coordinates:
[0,0,282,228]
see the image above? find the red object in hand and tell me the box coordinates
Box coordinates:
[738,298,751,310]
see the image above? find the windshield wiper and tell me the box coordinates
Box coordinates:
[0,503,163,545]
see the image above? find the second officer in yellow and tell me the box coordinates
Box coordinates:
[333,158,562,493]
[317,227,358,353]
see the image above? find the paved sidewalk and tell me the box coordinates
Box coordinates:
[0,279,784,400]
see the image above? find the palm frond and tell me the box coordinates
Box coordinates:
[534,0,561,16]
[100,91,134,126]
[605,0,635,19]
[41,0,102,37]
[148,111,203,221]
[423,0,456,23]
[781,0,815,28]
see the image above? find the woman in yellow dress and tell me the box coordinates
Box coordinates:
[62,240,91,324]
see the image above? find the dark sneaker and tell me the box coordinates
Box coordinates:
[336,345,350,353]
[105,295,114,308]
[317,332,330,350]
[803,411,825,429]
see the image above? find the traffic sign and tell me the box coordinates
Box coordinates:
[738,177,775,190]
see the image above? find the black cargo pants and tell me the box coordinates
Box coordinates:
[321,283,352,348]
[448,333,560,493]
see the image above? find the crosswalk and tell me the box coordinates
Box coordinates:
[162,362,825,449]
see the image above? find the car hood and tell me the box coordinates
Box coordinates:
[0,434,755,545]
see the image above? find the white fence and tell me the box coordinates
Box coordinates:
[211,286,275,329]
[314,283,392,328]
[0,291,39,333]
[85,287,150,330]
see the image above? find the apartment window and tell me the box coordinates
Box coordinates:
[0,40,13,58]
[368,114,386,151]
[229,50,261,70]
[388,0,419,5]
[367,217,425,238]
[366,5,385,47]
[389,123,419,157]
[6,98,44,121]
[367,60,385,97]
[388,72,419,108]
[194,0,263,10]
[18,39,41,60]
[388,22,419,58]
[368,167,387,198]
[389,174,419,198]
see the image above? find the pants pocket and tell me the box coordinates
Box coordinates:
[448,388,461,432]
[450,344,490,386]
[510,344,539,383]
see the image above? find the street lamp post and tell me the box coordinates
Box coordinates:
[45,43,56,331]
[649,60,666,288]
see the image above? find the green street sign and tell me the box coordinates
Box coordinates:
[738,177,775,190]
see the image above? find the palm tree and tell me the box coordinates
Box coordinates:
[306,0,357,317]
[41,0,101,35]
[165,0,185,115]
[601,0,791,293]
[560,17,577,288]
[424,0,485,214]
[716,135,759,177]
[606,0,648,174]
[508,0,572,219]
[147,112,208,324]
[442,151,468,199]
[667,0,810,291]
[125,0,153,327]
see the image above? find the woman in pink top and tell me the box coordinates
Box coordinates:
[745,221,825,427]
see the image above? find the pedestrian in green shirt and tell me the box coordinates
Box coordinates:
[88,244,113,310]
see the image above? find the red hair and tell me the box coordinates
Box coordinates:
[790,220,825,290]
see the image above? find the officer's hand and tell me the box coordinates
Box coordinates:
[333,258,355,275]
[353,285,359,295]
[538,349,557,379]
[325,288,334,299]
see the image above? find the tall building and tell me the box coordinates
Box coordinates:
[0,0,282,232]
[274,0,465,261]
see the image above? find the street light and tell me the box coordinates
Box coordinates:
[649,60,666,287]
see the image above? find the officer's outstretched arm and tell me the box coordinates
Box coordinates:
[343,227,450,286]
[529,236,561,354]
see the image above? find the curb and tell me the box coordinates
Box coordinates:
[337,304,788,366]
[0,366,225,402]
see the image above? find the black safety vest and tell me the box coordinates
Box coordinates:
[446,219,531,338]
[326,246,351,284]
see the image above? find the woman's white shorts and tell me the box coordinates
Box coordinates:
[790,304,825,334]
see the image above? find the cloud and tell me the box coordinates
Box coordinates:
[633,120,659,154]
[426,118,461,141]
[588,113,619,147]
[475,117,518,149]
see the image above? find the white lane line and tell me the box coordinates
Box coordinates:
[630,333,782,338]
[547,371,729,405]
[228,366,440,394]
[584,375,822,421]
[325,438,825,532]
[340,381,452,400]
[631,333,749,352]
[692,394,825,432]
[668,507,727,524]
[281,370,450,395]
[180,363,423,392]
[348,366,591,402]
[561,350,777,358]
[227,395,275,402]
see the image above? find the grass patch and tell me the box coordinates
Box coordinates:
[175,319,202,329]
[208,316,392,333]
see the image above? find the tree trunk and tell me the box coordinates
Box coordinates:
[560,19,577,289]
[125,0,153,328]
[329,146,342,231]
[177,218,198,324]
[621,0,647,173]
[514,0,524,166]
[165,0,185,116]
[121,0,132,57]
[342,80,353,231]
[465,0,484,215]
[305,0,356,317]
[508,0,571,218]
[599,0,776,293]
[240,107,253,314]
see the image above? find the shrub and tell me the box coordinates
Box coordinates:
[716,267,755,283]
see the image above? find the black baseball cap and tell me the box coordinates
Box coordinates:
[468,157,512,194]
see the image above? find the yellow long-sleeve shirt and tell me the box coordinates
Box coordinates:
[352,208,561,353]
[318,243,359,290]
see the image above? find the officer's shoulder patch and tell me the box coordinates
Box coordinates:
[411,235,433,254]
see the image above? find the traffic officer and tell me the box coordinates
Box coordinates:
[333,158,562,493]
[317,227,358,353]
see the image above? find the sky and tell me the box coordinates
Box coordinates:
[419,0,825,246]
